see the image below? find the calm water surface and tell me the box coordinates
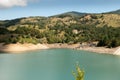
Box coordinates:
[0,49,120,80]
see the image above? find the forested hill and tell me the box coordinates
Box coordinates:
[0,10,120,48]
[107,9,120,14]
[51,11,87,18]
[1,11,120,29]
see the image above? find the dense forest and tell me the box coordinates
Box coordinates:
[0,11,120,48]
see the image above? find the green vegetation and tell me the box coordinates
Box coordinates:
[73,64,84,80]
[0,11,120,47]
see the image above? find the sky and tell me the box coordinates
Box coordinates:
[0,0,120,20]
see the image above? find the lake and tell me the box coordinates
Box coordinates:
[0,49,120,80]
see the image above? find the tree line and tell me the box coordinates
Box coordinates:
[0,25,120,48]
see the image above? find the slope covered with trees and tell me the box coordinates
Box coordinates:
[0,10,120,47]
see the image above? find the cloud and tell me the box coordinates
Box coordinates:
[0,0,37,9]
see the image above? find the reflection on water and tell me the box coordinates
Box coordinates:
[0,49,120,80]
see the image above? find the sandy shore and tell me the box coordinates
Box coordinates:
[46,43,80,49]
[46,43,120,55]
[76,46,120,55]
[0,43,120,55]
[0,43,49,53]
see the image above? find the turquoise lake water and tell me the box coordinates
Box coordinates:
[0,49,120,80]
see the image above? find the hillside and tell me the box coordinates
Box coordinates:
[51,11,87,18]
[107,9,120,14]
[0,9,120,47]
[1,11,120,29]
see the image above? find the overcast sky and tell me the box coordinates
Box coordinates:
[0,0,120,20]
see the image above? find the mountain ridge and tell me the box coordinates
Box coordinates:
[52,9,120,18]
[50,11,88,18]
[1,9,120,28]
[1,9,120,21]
[106,9,120,14]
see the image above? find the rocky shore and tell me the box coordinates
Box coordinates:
[0,43,120,55]
[47,43,120,55]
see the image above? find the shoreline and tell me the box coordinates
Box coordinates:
[0,43,49,53]
[76,46,120,55]
[0,43,120,55]
[46,43,120,55]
